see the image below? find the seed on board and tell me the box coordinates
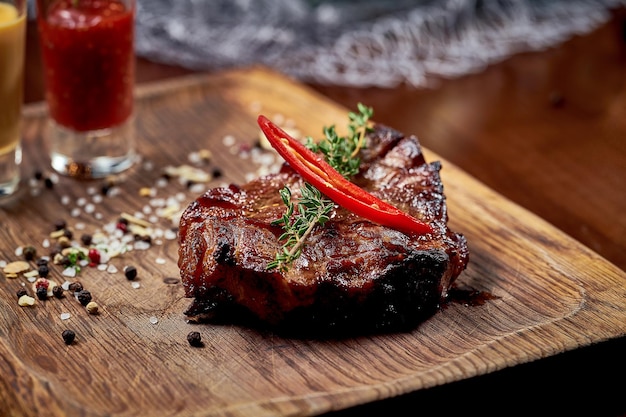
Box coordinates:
[52,285,64,299]
[3,260,30,275]
[57,236,71,248]
[18,294,36,306]
[80,234,93,246]
[76,289,92,306]
[186,331,203,347]
[36,286,48,301]
[38,264,50,278]
[62,329,76,345]
[23,245,37,261]
[16,288,28,299]
[86,301,99,315]
[53,219,66,231]
[68,281,83,293]
[123,265,137,280]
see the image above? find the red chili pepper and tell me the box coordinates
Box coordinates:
[257,115,433,236]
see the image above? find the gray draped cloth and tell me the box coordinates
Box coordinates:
[98,1,626,87]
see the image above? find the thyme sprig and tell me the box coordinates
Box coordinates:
[268,103,373,271]
[267,184,333,271]
[306,103,373,179]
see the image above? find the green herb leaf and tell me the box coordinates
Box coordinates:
[268,183,334,271]
[268,103,373,271]
[305,103,373,179]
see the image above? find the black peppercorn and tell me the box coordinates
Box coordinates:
[44,177,54,189]
[54,219,67,231]
[76,289,92,306]
[36,258,49,267]
[80,234,93,246]
[124,265,137,280]
[16,288,27,299]
[62,330,75,345]
[38,264,49,278]
[23,246,37,261]
[36,286,48,301]
[186,331,203,347]
[212,168,223,179]
[68,281,83,293]
[52,285,64,299]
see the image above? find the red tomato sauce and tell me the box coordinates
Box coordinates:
[38,0,134,132]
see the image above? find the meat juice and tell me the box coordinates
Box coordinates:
[37,0,134,132]
[0,2,26,155]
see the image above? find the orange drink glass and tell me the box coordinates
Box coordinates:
[0,0,25,197]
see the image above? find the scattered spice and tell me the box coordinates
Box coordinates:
[124,265,137,280]
[76,289,92,306]
[52,285,64,299]
[16,288,27,299]
[68,281,84,293]
[3,260,30,275]
[18,295,35,306]
[80,233,93,246]
[54,219,67,231]
[38,264,50,278]
[23,246,37,261]
[62,329,76,345]
[186,331,203,347]
[86,301,99,314]
[36,286,48,301]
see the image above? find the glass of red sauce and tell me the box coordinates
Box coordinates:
[36,0,136,179]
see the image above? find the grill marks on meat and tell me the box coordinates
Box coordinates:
[178,124,469,336]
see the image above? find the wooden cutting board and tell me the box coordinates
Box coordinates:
[1,67,625,417]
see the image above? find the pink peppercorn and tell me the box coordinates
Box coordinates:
[34,278,50,290]
[88,248,101,266]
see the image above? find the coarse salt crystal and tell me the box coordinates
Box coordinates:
[155,258,166,265]
[222,135,236,147]
[164,229,177,240]
[60,312,71,320]
[76,197,87,206]
[62,267,77,277]
[92,194,103,204]
[155,178,168,188]
[61,195,70,205]
[97,264,107,271]
[131,282,141,289]
[14,246,23,256]
[84,204,95,214]
[149,316,158,324]
[71,208,81,217]
[106,265,118,274]
[0,260,7,268]
[75,223,86,230]
[61,280,71,290]
[133,241,150,251]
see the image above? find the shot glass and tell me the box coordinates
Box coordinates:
[0,0,25,197]
[36,0,137,179]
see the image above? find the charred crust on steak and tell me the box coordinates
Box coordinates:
[178,124,469,336]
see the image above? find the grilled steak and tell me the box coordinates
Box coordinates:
[178,124,469,336]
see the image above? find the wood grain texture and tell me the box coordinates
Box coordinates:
[1,67,625,417]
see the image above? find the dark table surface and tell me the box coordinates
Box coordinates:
[23,8,626,417]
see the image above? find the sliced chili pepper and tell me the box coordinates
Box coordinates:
[257,115,433,236]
